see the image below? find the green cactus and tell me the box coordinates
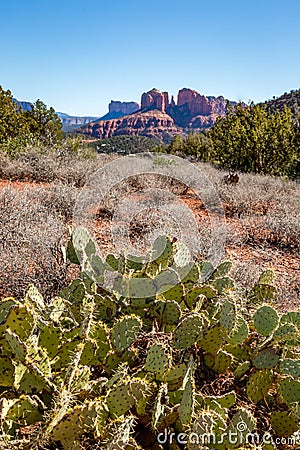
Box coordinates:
[162,284,184,303]
[248,283,277,305]
[154,268,180,294]
[273,322,298,343]
[187,410,227,449]
[180,262,200,289]
[39,324,61,359]
[212,350,234,374]
[270,411,299,437]
[5,330,26,362]
[233,361,251,379]
[50,401,108,446]
[91,322,111,362]
[172,313,205,349]
[184,287,206,310]
[26,339,51,379]
[152,383,168,429]
[258,268,275,285]
[151,235,173,266]
[106,378,148,417]
[0,356,15,386]
[198,325,225,354]
[178,374,194,427]
[227,315,249,345]
[1,395,43,432]
[246,370,273,403]
[153,299,181,326]
[252,348,280,370]
[144,343,171,375]
[280,359,300,377]
[0,303,34,340]
[278,378,300,404]
[210,260,233,280]
[220,298,236,331]
[253,304,279,336]
[111,315,142,354]
[226,407,257,446]
[14,362,46,393]
[128,276,156,299]
[212,276,234,294]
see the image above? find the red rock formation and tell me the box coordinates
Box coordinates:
[108,100,139,115]
[76,87,237,141]
[78,110,181,142]
[177,88,200,107]
[177,88,213,116]
[141,88,169,112]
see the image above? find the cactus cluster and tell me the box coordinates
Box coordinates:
[0,227,299,449]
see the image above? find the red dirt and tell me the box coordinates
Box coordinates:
[0,179,299,311]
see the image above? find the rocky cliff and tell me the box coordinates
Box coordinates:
[98,100,139,121]
[77,87,236,141]
[78,110,181,142]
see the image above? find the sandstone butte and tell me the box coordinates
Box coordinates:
[77,87,237,142]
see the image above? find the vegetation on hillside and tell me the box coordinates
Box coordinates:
[263,88,300,118]
[161,102,300,178]
[0,85,63,152]
[88,135,161,154]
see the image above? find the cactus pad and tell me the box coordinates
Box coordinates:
[228,315,249,345]
[144,343,171,375]
[212,351,234,373]
[111,315,142,353]
[198,325,225,354]
[279,378,300,404]
[253,348,280,370]
[172,313,205,349]
[220,298,236,331]
[280,359,300,377]
[246,370,273,403]
[0,356,15,386]
[270,411,299,437]
[253,305,279,336]
[178,374,194,427]
[106,379,147,417]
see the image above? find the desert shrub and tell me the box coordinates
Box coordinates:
[0,185,77,300]
[0,145,101,187]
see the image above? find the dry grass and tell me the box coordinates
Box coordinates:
[0,148,117,187]
[0,155,299,309]
[0,184,77,300]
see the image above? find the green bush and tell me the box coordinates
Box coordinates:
[0,228,299,449]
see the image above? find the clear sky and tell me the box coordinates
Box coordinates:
[1,0,299,116]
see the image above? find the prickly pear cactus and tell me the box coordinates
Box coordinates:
[1,229,300,450]
[144,343,171,375]
[111,315,142,354]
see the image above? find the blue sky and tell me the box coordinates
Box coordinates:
[1,0,300,116]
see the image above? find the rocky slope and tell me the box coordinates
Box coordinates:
[77,87,236,141]
[262,89,300,117]
[79,110,181,142]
